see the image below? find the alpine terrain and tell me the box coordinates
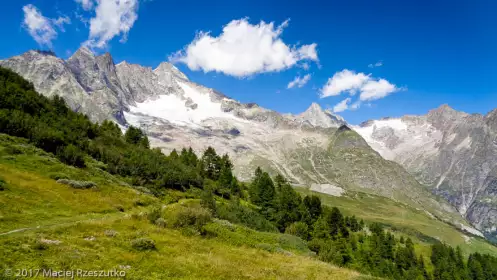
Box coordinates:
[0,48,486,237]
[355,106,497,240]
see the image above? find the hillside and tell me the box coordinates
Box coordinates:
[0,134,366,280]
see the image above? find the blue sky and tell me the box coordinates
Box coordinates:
[0,0,496,124]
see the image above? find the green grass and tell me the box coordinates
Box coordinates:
[0,217,368,280]
[0,134,370,279]
[296,187,497,257]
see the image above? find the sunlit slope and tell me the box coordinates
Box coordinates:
[0,134,369,280]
[296,187,497,257]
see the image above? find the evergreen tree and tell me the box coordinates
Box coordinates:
[273,175,302,231]
[169,149,179,160]
[303,195,322,223]
[200,146,221,180]
[327,207,344,237]
[468,254,484,280]
[124,126,148,148]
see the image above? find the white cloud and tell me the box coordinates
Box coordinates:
[287,74,311,89]
[359,79,398,101]
[350,101,361,110]
[84,0,139,49]
[368,61,383,68]
[321,69,403,112]
[75,0,94,11]
[320,70,370,98]
[333,98,351,113]
[170,18,319,77]
[22,4,71,47]
[298,43,318,61]
[53,16,71,31]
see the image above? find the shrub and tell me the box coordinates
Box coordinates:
[56,179,96,189]
[3,145,23,155]
[155,218,166,228]
[56,144,86,168]
[285,222,310,240]
[215,201,277,232]
[147,207,161,224]
[162,203,212,231]
[48,172,70,180]
[0,177,5,191]
[131,238,156,251]
[255,243,275,252]
[33,240,49,250]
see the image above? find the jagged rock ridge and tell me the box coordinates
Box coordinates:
[355,105,497,238]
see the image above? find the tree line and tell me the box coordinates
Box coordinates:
[1,66,497,280]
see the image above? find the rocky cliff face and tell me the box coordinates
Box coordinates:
[355,105,497,238]
[0,48,471,233]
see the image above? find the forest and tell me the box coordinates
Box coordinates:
[1,66,496,280]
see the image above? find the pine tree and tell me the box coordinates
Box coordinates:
[249,168,276,215]
[274,176,302,231]
[303,195,322,223]
[169,149,179,160]
[201,146,221,180]
[468,254,484,280]
[327,207,344,237]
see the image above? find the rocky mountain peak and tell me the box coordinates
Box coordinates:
[69,46,94,61]
[154,62,188,81]
[295,102,346,128]
[427,103,467,130]
[307,102,324,113]
[428,104,463,118]
[485,109,497,131]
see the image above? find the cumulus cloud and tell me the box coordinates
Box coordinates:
[321,69,403,112]
[75,0,94,11]
[287,74,311,89]
[320,70,370,98]
[22,4,71,47]
[333,98,351,113]
[368,61,383,68]
[81,0,139,49]
[359,79,399,101]
[170,18,319,77]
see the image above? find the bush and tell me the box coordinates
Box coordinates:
[131,238,156,251]
[162,203,212,231]
[48,172,70,180]
[215,201,278,232]
[0,177,5,191]
[3,145,23,155]
[56,179,96,189]
[155,218,166,228]
[285,222,310,240]
[33,240,49,250]
[56,144,86,168]
[147,207,162,224]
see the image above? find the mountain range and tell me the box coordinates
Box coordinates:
[0,47,494,240]
[356,106,497,240]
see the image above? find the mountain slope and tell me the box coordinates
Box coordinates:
[0,134,367,280]
[355,105,497,239]
[0,48,469,232]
